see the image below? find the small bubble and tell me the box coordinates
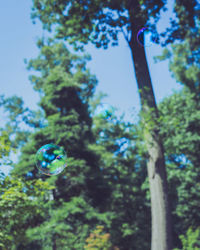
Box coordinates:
[95,103,114,120]
[35,144,67,176]
[137,27,157,47]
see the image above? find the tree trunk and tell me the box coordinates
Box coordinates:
[127,10,173,250]
[52,234,57,250]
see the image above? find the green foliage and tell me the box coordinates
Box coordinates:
[26,197,110,249]
[158,88,200,248]
[0,131,11,159]
[168,37,200,99]
[174,227,200,250]
[159,88,200,166]
[0,94,43,151]
[0,130,13,169]
[0,175,54,249]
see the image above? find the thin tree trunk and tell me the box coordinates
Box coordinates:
[127,9,172,250]
[52,234,57,250]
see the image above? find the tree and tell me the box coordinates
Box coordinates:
[157,87,200,248]
[31,1,172,249]
[5,39,111,249]
[0,175,55,249]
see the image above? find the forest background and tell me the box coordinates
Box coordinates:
[0,0,200,249]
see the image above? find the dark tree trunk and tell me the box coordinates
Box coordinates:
[52,234,57,250]
[127,7,173,250]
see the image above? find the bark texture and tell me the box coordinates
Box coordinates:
[128,7,172,250]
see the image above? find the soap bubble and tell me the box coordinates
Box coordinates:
[35,144,67,176]
[95,103,114,120]
[137,27,157,47]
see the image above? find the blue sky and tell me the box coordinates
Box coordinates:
[0,0,182,174]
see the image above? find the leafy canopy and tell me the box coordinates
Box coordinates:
[31,0,166,49]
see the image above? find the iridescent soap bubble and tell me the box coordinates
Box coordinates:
[35,144,67,176]
[137,27,157,47]
[95,103,114,120]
